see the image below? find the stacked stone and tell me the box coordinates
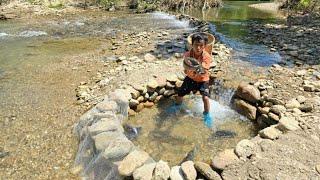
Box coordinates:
[127,73,185,115]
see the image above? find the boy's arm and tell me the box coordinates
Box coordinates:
[201,54,212,70]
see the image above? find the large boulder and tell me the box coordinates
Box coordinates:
[181,161,197,180]
[233,98,257,120]
[235,139,257,159]
[133,162,156,180]
[211,149,239,171]
[170,166,184,180]
[235,82,261,104]
[194,161,221,180]
[153,160,170,180]
[118,150,151,176]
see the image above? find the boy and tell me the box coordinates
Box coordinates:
[169,33,213,127]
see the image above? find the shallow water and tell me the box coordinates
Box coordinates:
[125,95,258,166]
[185,1,284,66]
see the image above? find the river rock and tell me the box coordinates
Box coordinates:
[166,82,175,89]
[167,74,179,83]
[303,84,315,92]
[316,164,320,174]
[132,84,145,92]
[211,149,239,171]
[259,126,282,140]
[158,87,166,95]
[296,95,306,103]
[258,106,270,114]
[149,92,158,102]
[233,99,257,120]
[181,161,197,180]
[102,140,134,160]
[164,90,175,97]
[136,103,144,112]
[194,161,221,180]
[144,101,154,108]
[267,97,284,105]
[144,53,156,62]
[270,105,286,115]
[170,166,184,180]
[118,150,151,176]
[153,160,170,180]
[137,96,144,102]
[296,69,307,76]
[96,100,118,113]
[93,131,127,152]
[128,109,136,116]
[299,104,313,112]
[147,79,158,90]
[235,139,257,158]
[129,88,141,99]
[277,116,300,132]
[285,98,300,109]
[88,118,122,136]
[133,162,156,180]
[175,80,183,88]
[129,99,140,108]
[235,82,260,104]
[156,77,167,87]
[268,112,280,123]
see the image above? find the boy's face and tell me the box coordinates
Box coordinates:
[192,40,205,56]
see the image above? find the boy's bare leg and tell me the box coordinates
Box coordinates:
[202,95,210,113]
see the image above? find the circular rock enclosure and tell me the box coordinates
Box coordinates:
[73,14,312,180]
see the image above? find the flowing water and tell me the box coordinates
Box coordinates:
[0,2,284,171]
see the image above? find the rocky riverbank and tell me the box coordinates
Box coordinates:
[249,14,320,65]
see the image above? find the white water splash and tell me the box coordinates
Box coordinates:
[0,32,9,37]
[19,30,47,37]
[151,11,190,29]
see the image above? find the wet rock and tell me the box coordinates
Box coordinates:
[123,124,141,140]
[285,99,300,109]
[170,166,184,180]
[259,126,282,140]
[194,161,221,180]
[235,139,257,158]
[133,162,156,180]
[233,99,257,120]
[149,92,158,102]
[102,140,134,160]
[235,82,261,104]
[153,160,170,180]
[211,149,239,171]
[270,105,286,115]
[213,130,237,138]
[118,150,151,176]
[181,161,197,180]
[93,131,127,152]
[144,53,156,62]
[277,116,300,132]
[158,87,166,95]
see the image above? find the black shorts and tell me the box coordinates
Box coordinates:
[177,76,210,97]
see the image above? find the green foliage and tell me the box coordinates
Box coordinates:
[97,0,119,8]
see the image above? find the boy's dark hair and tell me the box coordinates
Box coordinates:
[191,33,208,45]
